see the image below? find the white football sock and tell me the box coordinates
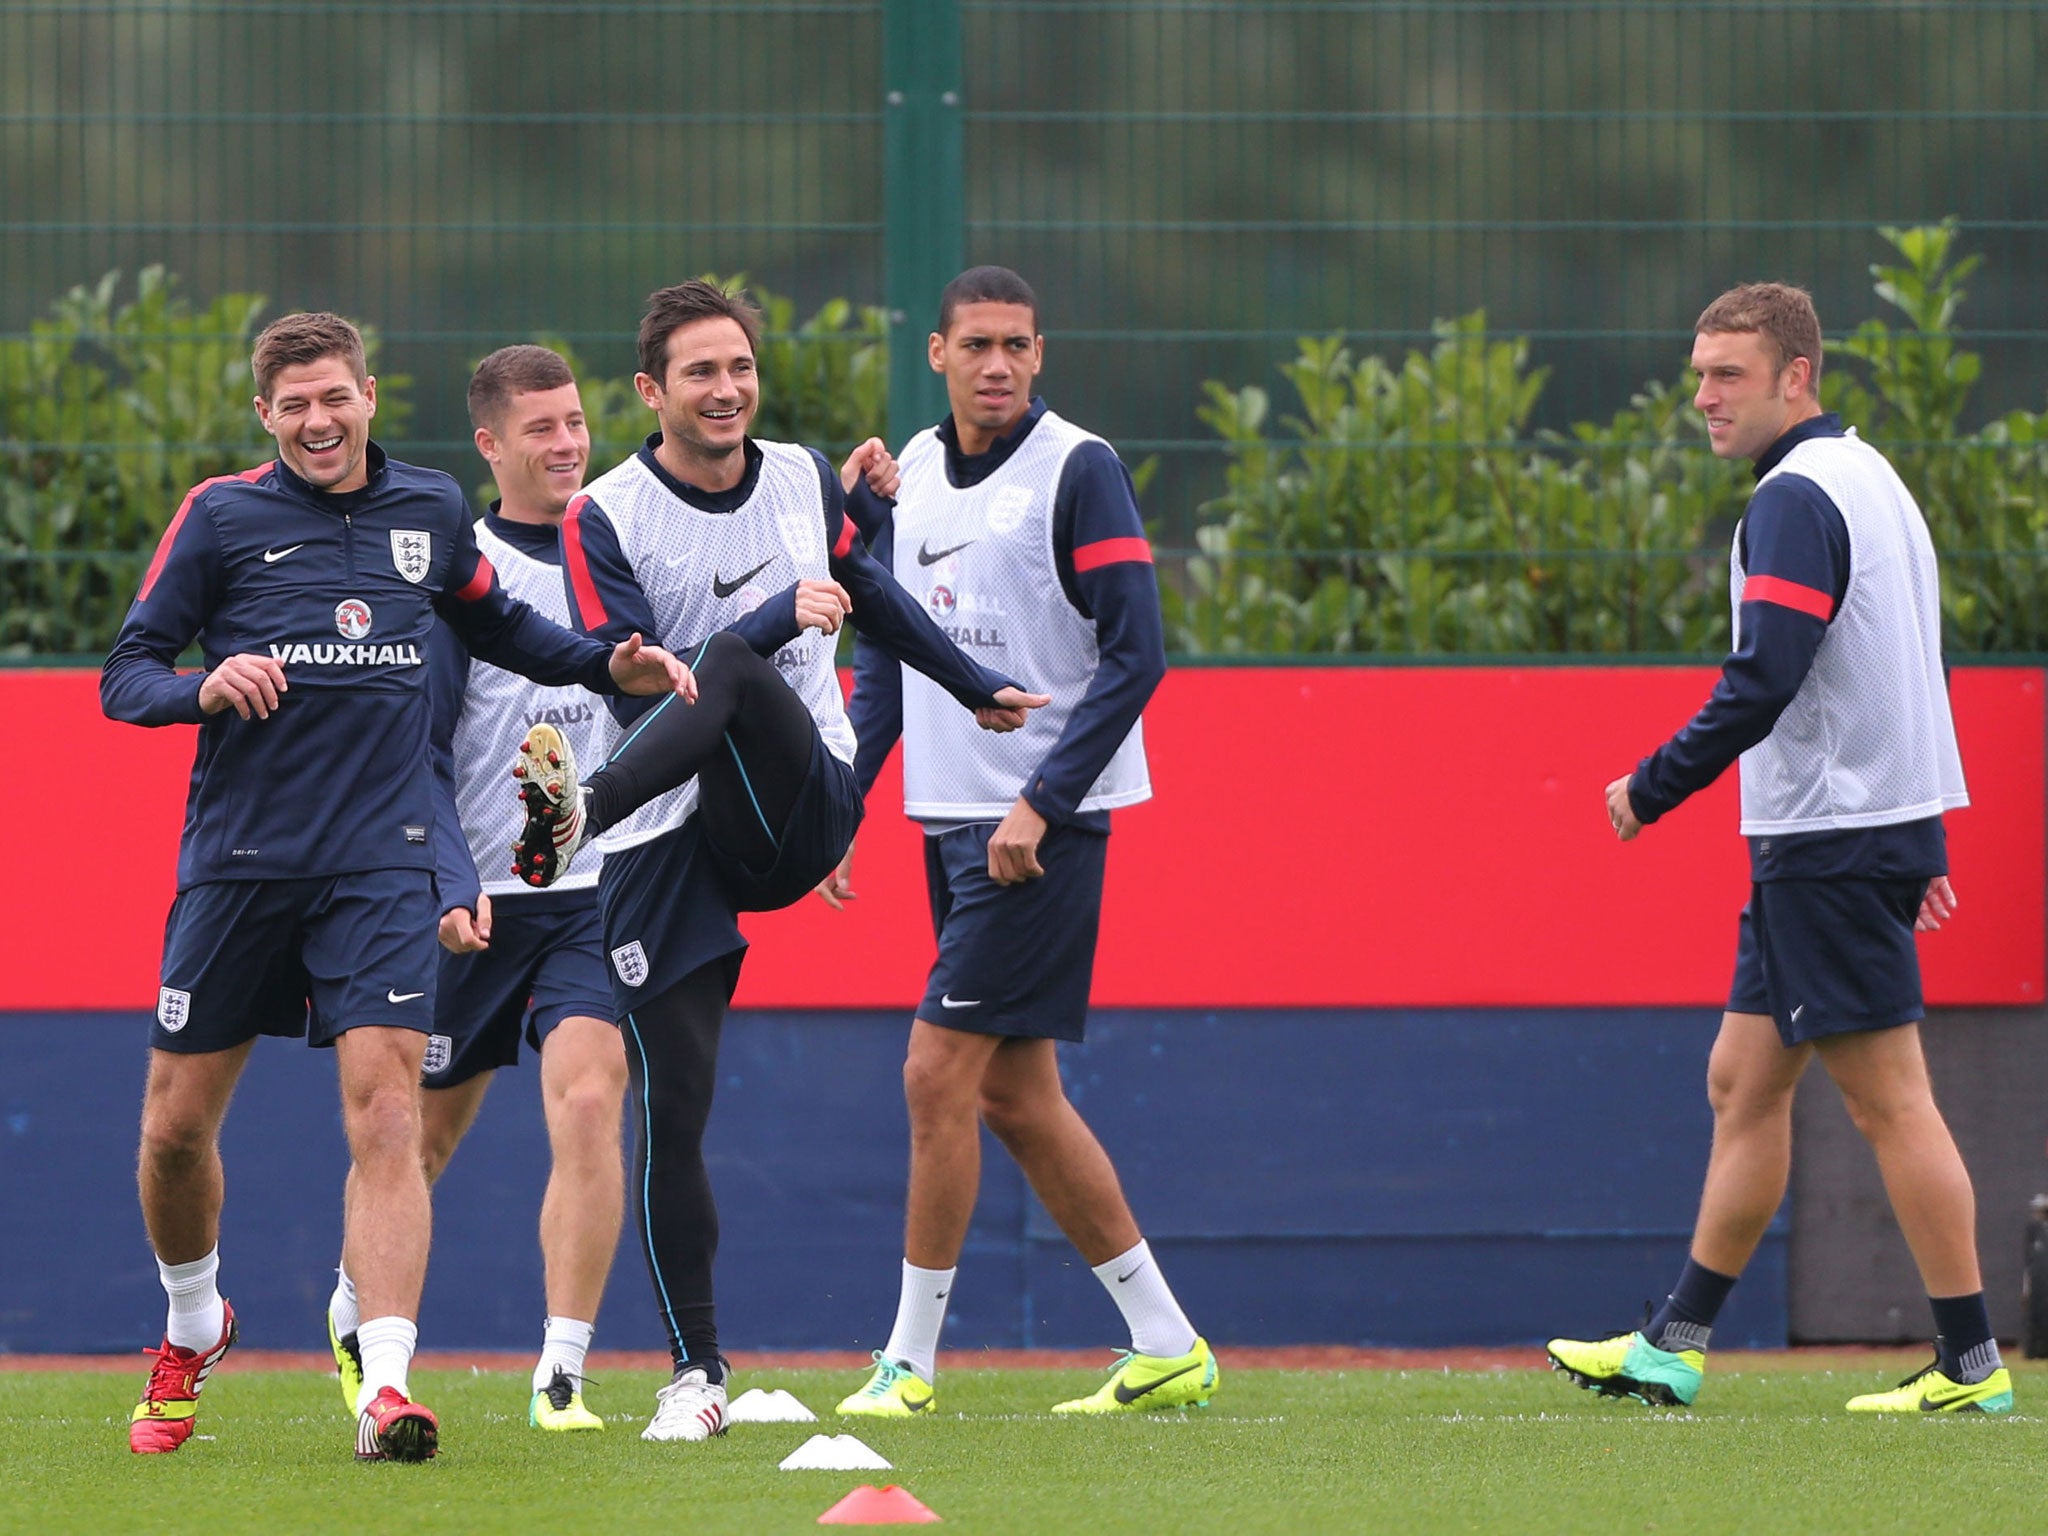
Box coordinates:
[329,1262,360,1338]
[882,1260,956,1383]
[354,1315,418,1412]
[158,1247,225,1353]
[534,1316,595,1393]
[1092,1239,1197,1359]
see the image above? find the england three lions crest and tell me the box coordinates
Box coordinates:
[390,529,432,584]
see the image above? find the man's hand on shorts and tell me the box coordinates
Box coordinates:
[814,842,857,910]
[840,437,900,501]
[1605,774,1643,842]
[439,893,492,954]
[610,632,697,700]
[1915,875,1958,932]
[988,796,1048,885]
[198,653,290,719]
[976,686,1052,733]
[795,578,853,636]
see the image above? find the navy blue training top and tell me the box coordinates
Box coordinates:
[102,445,622,889]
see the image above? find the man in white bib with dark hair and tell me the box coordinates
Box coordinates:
[829,266,1218,1419]
[1547,282,2007,1418]
[509,279,1047,1444]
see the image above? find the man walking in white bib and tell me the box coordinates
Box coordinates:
[1546,283,2006,1417]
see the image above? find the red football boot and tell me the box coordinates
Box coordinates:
[129,1301,237,1453]
[355,1385,439,1462]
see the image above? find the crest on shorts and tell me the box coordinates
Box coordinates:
[156,987,191,1033]
[421,1034,453,1077]
[611,940,649,988]
[390,529,432,584]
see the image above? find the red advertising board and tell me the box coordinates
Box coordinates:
[8,666,2040,1011]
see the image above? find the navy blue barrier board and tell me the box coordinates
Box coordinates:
[0,1008,1785,1354]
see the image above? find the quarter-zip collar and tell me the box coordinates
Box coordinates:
[272,439,391,511]
[1752,412,1844,482]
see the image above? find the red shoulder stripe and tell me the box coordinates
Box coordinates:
[454,552,496,603]
[562,495,609,628]
[1741,573,1834,622]
[1072,536,1154,574]
[831,506,857,559]
[138,461,273,600]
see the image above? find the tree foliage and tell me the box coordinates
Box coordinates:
[1166,224,2048,657]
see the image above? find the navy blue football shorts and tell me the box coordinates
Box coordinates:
[152,869,440,1053]
[917,822,1108,1043]
[423,891,614,1090]
[595,741,863,1016]
[1727,877,1931,1047]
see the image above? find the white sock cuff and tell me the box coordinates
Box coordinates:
[543,1316,596,1349]
[1090,1239,1152,1286]
[335,1263,357,1302]
[158,1247,220,1293]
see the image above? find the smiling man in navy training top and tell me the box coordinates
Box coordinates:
[826,267,1217,1421]
[1545,283,2008,1417]
[100,312,690,1463]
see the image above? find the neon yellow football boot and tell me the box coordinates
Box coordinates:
[1546,1330,1704,1407]
[836,1352,935,1417]
[529,1368,606,1430]
[328,1305,364,1415]
[1845,1359,2013,1414]
[1051,1337,1218,1414]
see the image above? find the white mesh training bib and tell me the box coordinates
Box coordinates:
[581,444,855,853]
[890,410,1151,821]
[451,518,604,895]
[1735,428,1967,834]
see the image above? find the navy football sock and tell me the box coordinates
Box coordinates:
[1929,1292,1997,1380]
[1645,1258,1738,1352]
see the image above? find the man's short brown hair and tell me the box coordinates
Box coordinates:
[938,265,1039,334]
[637,279,763,381]
[468,344,577,431]
[250,311,367,400]
[1695,282,1824,384]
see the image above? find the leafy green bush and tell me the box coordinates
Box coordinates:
[1167,222,2048,657]
[0,268,409,656]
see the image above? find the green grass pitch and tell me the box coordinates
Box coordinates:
[7,1360,2046,1534]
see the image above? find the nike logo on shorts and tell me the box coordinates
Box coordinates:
[387,989,425,1004]
[940,995,980,1009]
[263,544,305,563]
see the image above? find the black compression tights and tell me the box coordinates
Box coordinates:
[619,954,740,1371]
[584,629,819,871]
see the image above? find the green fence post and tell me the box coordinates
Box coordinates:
[883,0,964,447]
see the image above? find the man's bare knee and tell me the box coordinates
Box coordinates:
[903,1038,985,1125]
[138,1106,214,1172]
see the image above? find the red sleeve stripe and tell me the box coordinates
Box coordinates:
[831,507,857,559]
[1741,574,1835,621]
[138,461,273,600]
[1072,536,1154,574]
[562,495,609,628]
[454,552,496,603]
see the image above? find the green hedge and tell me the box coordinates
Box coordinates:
[8,228,2044,661]
[1165,222,2048,657]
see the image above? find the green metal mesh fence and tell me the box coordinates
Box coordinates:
[5,1,2046,660]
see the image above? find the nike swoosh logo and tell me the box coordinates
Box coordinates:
[387,989,425,1004]
[263,544,305,563]
[940,995,980,1009]
[900,1390,933,1412]
[917,539,975,566]
[1113,1360,1201,1405]
[712,559,773,599]
[1116,1263,1148,1284]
